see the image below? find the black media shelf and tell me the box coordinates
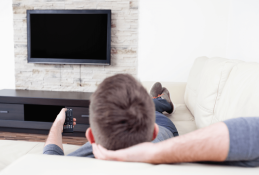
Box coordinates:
[0,89,92,136]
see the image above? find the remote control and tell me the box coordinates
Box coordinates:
[63,109,73,133]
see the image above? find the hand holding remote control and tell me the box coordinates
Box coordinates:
[55,108,76,133]
[63,108,74,133]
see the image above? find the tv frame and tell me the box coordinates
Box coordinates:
[27,10,111,65]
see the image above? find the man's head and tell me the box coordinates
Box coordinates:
[86,74,159,150]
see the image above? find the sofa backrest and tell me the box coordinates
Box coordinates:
[184,56,209,117]
[184,57,247,128]
[213,62,259,123]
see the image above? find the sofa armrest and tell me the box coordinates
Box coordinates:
[3,154,259,175]
[141,82,187,104]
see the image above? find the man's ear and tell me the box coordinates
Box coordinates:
[152,123,159,140]
[86,128,95,144]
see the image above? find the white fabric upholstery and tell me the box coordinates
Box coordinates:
[213,62,259,123]
[184,57,243,128]
[2,154,259,175]
[0,140,80,171]
[184,56,209,115]
[165,104,196,135]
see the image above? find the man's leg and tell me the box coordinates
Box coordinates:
[150,82,174,114]
[153,98,179,137]
[153,97,172,113]
[150,83,178,136]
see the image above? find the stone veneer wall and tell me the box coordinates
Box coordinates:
[12,0,138,92]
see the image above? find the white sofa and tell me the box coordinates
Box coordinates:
[1,56,259,174]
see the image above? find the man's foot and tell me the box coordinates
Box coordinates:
[160,88,174,114]
[150,82,163,98]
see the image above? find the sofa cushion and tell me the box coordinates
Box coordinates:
[165,104,196,135]
[0,140,80,171]
[185,57,242,128]
[213,62,259,123]
[184,56,209,115]
[165,104,194,121]
[2,154,259,175]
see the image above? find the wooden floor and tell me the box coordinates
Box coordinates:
[0,132,88,146]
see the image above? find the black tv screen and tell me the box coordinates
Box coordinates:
[27,10,111,65]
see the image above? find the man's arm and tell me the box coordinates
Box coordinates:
[152,122,229,163]
[44,108,76,151]
[93,122,229,163]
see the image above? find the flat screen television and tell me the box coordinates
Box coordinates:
[27,10,111,65]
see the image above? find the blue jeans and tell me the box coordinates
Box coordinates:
[153,98,179,137]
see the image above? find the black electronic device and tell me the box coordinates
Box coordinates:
[63,109,73,133]
[27,10,111,65]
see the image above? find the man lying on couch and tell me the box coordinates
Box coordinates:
[45,73,259,167]
[43,74,178,157]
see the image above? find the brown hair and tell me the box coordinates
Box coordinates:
[89,74,155,150]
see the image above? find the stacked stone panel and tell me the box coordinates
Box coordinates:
[12,0,138,92]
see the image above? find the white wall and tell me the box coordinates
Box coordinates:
[226,0,259,62]
[0,0,15,89]
[138,0,230,82]
[1,0,259,86]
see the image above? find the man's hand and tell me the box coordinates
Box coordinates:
[92,142,157,163]
[54,108,77,132]
[44,108,77,149]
